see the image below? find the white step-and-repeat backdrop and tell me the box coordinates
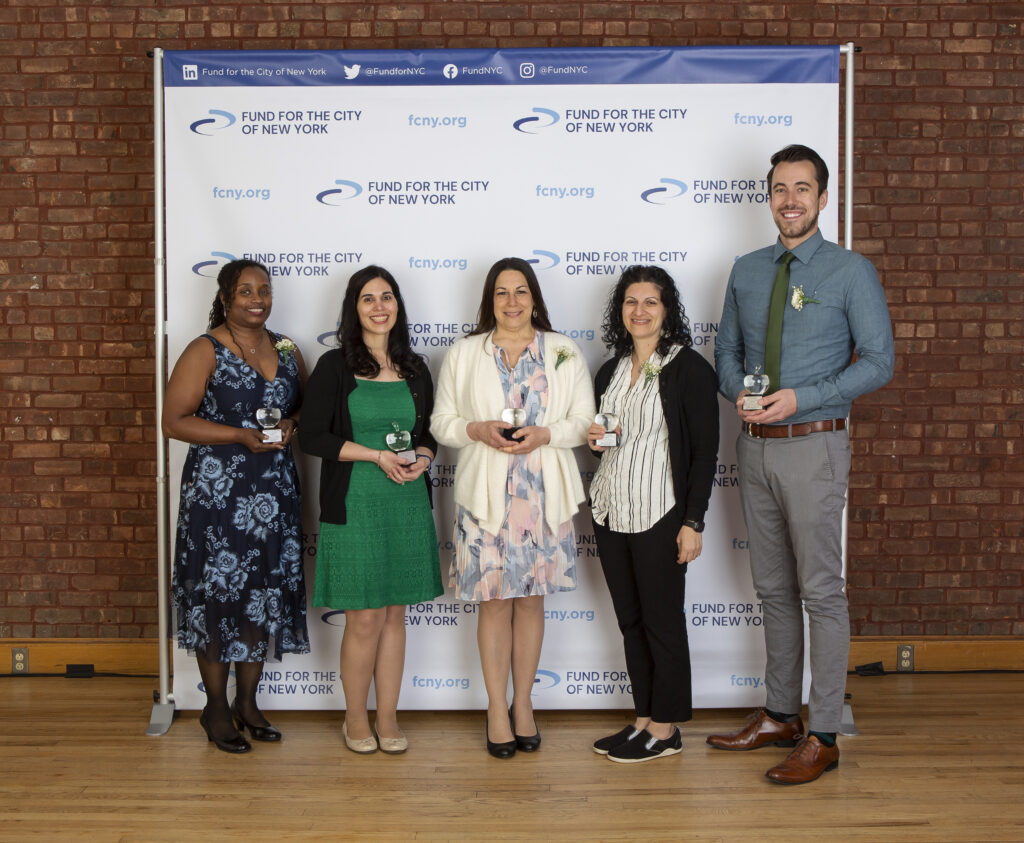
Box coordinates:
[162,46,839,710]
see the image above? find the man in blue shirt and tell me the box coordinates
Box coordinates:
[708,145,894,784]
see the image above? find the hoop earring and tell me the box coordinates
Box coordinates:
[532,308,538,318]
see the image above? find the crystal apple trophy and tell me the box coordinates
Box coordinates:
[742,365,770,411]
[500,407,527,441]
[595,412,619,447]
[256,407,283,443]
[385,421,415,462]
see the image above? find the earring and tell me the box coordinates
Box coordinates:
[532,308,538,318]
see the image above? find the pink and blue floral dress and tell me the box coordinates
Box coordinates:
[450,335,578,601]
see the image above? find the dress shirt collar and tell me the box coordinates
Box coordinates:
[773,227,825,266]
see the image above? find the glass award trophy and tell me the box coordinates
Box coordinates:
[595,413,619,447]
[385,421,415,462]
[500,407,526,441]
[742,365,770,411]
[256,407,283,443]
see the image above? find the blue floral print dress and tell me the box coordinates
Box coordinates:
[172,333,310,663]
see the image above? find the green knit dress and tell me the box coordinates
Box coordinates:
[313,379,442,609]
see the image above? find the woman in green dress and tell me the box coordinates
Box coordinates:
[300,266,442,755]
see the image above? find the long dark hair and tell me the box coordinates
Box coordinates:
[600,265,693,358]
[337,265,423,379]
[467,257,553,337]
[208,259,270,329]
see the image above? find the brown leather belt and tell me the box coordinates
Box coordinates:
[743,419,847,439]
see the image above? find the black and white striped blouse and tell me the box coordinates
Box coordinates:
[590,345,681,533]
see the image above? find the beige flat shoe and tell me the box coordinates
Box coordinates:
[342,721,377,754]
[374,726,408,755]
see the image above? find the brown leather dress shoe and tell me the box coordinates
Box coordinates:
[706,708,804,751]
[765,735,839,784]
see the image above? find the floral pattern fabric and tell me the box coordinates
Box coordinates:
[172,333,309,663]
[450,335,578,601]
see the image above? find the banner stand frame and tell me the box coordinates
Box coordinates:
[147,42,859,735]
[146,46,175,736]
[837,39,857,737]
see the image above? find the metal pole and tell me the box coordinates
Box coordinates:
[838,41,858,737]
[840,42,855,249]
[147,46,175,736]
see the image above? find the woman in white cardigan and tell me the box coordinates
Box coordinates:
[432,257,595,758]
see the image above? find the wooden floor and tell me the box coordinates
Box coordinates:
[1,674,1022,842]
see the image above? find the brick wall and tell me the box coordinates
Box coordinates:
[1,1,1020,639]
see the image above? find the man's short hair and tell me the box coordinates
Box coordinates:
[768,145,829,195]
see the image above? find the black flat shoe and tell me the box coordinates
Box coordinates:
[593,724,639,755]
[200,709,252,754]
[231,700,282,742]
[510,705,541,752]
[486,715,516,759]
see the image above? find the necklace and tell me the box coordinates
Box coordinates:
[226,325,263,358]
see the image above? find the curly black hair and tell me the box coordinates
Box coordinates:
[207,259,270,329]
[336,265,424,380]
[600,265,692,359]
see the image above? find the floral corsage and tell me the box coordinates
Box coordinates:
[274,337,297,362]
[641,360,661,387]
[554,346,575,370]
[790,286,820,311]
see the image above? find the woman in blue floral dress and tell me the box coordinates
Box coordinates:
[164,259,310,753]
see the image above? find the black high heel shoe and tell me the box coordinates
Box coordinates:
[510,704,541,752]
[200,708,252,754]
[231,700,282,742]
[486,714,516,759]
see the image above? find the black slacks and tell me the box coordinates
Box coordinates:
[593,507,692,723]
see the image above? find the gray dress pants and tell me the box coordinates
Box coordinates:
[736,428,851,733]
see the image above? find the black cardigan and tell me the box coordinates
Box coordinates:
[298,348,437,525]
[593,347,719,525]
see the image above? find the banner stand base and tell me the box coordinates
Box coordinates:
[839,695,859,737]
[145,702,176,736]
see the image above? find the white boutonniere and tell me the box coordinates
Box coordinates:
[641,360,661,387]
[554,346,575,370]
[274,337,297,362]
[790,286,820,311]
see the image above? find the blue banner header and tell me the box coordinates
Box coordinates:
[163,46,839,88]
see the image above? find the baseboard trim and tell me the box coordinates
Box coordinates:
[2,638,163,676]
[848,636,1024,673]
[2,636,1021,677]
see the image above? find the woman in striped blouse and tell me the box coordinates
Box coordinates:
[587,265,719,764]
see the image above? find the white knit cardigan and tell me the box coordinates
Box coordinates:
[430,331,596,535]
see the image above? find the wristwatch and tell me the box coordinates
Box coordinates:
[682,518,705,533]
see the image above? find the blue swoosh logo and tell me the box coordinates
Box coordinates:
[641,178,689,204]
[513,108,560,134]
[527,250,560,269]
[532,669,561,690]
[189,109,236,135]
[316,180,364,205]
[191,250,237,277]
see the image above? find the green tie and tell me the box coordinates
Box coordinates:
[764,251,795,395]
